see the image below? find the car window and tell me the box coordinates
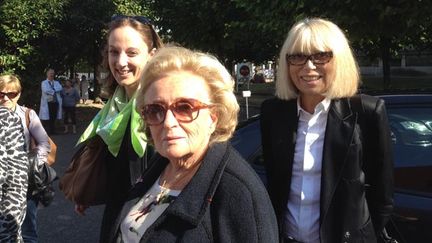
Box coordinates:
[387,107,432,167]
[387,106,432,197]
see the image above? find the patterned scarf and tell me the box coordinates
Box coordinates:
[78,86,147,157]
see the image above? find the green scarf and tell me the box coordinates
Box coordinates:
[78,86,147,157]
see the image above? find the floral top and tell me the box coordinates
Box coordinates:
[119,178,180,243]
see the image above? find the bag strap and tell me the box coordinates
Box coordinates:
[25,108,37,147]
[25,107,31,129]
[49,80,56,91]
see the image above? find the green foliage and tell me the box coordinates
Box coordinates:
[233,0,432,88]
[1,0,432,102]
[149,0,289,66]
[0,0,64,72]
[114,0,148,15]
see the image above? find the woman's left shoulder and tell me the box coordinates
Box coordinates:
[221,146,267,193]
[351,94,386,112]
[19,105,38,116]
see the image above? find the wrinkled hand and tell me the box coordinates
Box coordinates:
[75,204,89,216]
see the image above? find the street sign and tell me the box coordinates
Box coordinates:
[242,90,251,97]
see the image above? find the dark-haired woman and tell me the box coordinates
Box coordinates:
[73,16,163,242]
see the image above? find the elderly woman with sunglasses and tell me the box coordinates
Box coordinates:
[260,18,394,243]
[0,74,51,243]
[71,15,163,241]
[102,46,278,243]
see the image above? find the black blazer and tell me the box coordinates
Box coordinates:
[104,142,279,243]
[260,95,394,243]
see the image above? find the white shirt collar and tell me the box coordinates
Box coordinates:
[296,98,331,116]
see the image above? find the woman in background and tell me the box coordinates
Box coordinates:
[61,79,80,134]
[80,75,89,104]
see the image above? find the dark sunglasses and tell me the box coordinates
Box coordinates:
[111,14,157,49]
[111,14,152,25]
[141,98,213,126]
[285,51,333,66]
[0,91,19,99]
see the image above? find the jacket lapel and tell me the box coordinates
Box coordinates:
[271,99,298,182]
[320,98,357,223]
[157,143,230,225]
[278,100,299,196]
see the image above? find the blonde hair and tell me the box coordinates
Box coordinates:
[276,18,360,100]
[136,45,239,145]
[0,74,22,92]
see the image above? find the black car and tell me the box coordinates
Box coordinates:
[231,94,432,243]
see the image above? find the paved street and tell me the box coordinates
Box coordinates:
[37,107,103,243]
[35,94,265,242]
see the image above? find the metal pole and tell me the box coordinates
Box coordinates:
[245,96,249,119]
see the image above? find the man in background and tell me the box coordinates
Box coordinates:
[39,68,63,135]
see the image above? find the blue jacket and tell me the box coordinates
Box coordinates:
[104,142,278,242]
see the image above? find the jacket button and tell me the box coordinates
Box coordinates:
[344,231,351,238]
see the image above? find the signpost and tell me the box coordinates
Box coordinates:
[242,90,251,119]
[236,62,252,91]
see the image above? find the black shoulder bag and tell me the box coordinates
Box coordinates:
[25,108,58,207]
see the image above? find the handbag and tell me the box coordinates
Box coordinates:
[25,108,58,207]
[28,152,58,207]
[47,81,58,103]
[25,108,57,165]
[59,135,108,206]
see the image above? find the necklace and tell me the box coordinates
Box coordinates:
[155,180,169,203]
[130,164,199,222]
[130,180,177,222]
[159,161,201,190]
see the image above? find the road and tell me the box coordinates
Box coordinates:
[38,126,104,243]
[36,95,265,242]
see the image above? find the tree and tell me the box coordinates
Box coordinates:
[0,0,64,73]
[234,0,432,88]
[148,0,290,68]
[306,0,432,88]
[0,0,157,105]
[57,0,114,77]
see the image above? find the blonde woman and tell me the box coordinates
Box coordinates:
[261,18,394,242]
[104,46,278,242]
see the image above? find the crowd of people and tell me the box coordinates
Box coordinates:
[39,70,95,135]
[0,16,394,243]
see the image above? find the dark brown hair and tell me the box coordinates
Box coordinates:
[100,17,163,98]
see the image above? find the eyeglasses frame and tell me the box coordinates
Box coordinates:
[285,51,333,66]
[110,14,158,49]
[141,98,214,126]
[0,91,20,99]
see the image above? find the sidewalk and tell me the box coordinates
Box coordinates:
[37,104,103,243]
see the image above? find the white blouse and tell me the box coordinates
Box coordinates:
[284,98,330,243]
